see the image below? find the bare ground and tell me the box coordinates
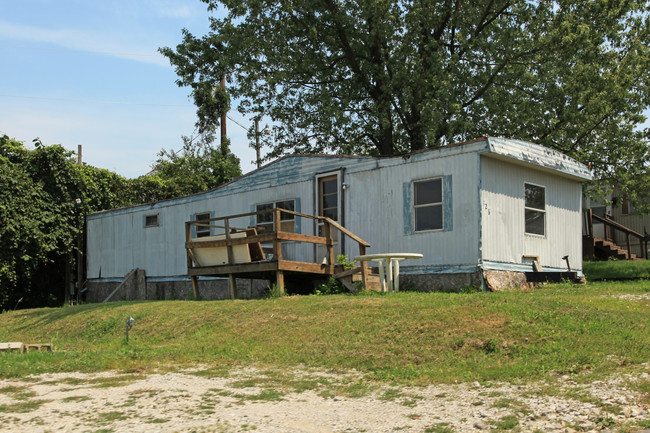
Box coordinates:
[1,365,649,433]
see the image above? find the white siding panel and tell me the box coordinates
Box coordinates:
[87,180,317,278]
[87,140,587,281]
[481,156,583,270]
[344,152,481,268]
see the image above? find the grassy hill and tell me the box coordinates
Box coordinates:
[1,281,649,384]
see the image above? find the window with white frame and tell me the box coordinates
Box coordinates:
[256,200,295,233]
[195,212,212,238]
[413,178,443,232]
[524,183,545,236]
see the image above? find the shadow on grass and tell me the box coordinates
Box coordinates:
[6,301,158,332]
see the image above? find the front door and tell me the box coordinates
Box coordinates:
[316,174,341,263]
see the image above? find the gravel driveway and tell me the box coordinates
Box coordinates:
[1,366,649,433]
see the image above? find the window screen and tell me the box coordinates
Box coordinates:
[414,178,443,232]
[256,200,295,233]
[145,214,158,227]
[195,212,211,238]
[525,183,545,236]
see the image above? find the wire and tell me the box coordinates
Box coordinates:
[227,115,249,131]
[1,93,256,126]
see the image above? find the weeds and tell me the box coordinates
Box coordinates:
[424,423,456,433]
[0,399,50,414]
[266,283,283,299]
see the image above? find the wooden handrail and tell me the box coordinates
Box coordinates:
[185,208,371,248]
[592,213,643,238]
[589,212,648,260]
[320,217,371,247]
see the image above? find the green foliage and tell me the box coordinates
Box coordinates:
[0,136,83,309]
[315,277,346,295]
[162,0,650,208]
[336,254,355,270]
[583,260,650,281]
[266,283,283,298]
[314,256,359,294]
[0,133,241,310]
[147,134,241,196]
[127,134,241,202]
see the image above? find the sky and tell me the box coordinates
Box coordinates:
[1,1,648,179]
[0,0,261,178]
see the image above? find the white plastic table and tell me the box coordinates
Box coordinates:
[354,253,423,293]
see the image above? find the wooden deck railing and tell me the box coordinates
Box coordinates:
[184,208,371,298]
[585,208,648,260]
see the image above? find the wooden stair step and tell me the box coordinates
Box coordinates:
[333,266,381,292]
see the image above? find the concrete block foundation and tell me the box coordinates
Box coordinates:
[86,277,269,302]
[86,268,534,302]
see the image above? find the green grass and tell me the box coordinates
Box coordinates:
[583,260,650,281]
[489,414,520,431]
[0,281,648,384]
[0,399,50,414]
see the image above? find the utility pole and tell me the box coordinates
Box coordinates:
[255,119,261,169]
[220,72,227,154]
[75,145,83,305]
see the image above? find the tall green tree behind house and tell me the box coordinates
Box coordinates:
[129,134,241,203]
[161,0,650,209]
[0,134,241,310]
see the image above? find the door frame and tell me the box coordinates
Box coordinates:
[314,170,343,262]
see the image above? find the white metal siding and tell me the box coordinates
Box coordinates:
[343,152,481,269]
[87,139,589,281]
[480,156,583,270]
[87,180,316,278]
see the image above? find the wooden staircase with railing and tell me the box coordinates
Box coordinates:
[593,238,640,260]
[584,209,648,261]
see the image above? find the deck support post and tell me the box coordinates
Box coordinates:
[276,270,285,295]
[273,208,283,260]
[224,218,238,299]
[228,274,237,299]
[358,244,368,290]
[191,276,200,299]
[323,222,334,267]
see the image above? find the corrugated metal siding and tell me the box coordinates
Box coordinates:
[343,152,481,268]
[480,156,583,270]
[87,138,590,281]
[87,143,488,278]
[87,180,317,278]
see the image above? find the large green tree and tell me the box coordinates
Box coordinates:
[162,0,649,207]
[131,134,242,203]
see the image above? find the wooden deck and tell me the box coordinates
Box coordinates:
[185,209,371,297]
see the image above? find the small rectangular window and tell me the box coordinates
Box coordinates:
[525,183,545,236]
[145,214,158,228]
[414,178,443,232]
[195,212,212,238]
[256,200,295,233]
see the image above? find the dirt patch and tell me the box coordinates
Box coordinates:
[1,366,649,432]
